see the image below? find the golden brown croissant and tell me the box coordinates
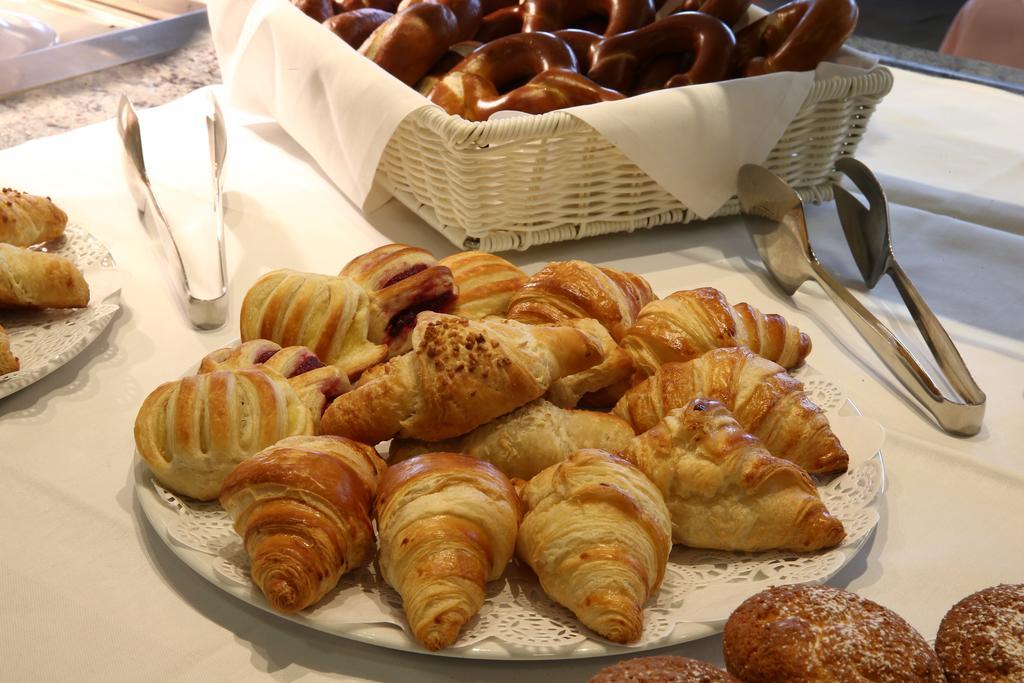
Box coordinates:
[613,347,848,475]
[546,318,636,408]
[134,368,317,500]
[0,243,89,309]
[624,399,846,551]
[516,449,672,644]
[321,312,605,444]
[375,453,522,650]
[219,435,385,613]
[437,251,527,319]
[506,260,656,342]
[0,322,18,375]
[0,188,67,247]
[389,398,635,479]
[240,269,388,379]
[339,243,457,355]
[622,288,812,378]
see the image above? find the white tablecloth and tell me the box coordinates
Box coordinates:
[1,67,1022,681]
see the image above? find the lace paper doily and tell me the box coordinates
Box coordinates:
[0,226,121,399]
[139,373,885,660]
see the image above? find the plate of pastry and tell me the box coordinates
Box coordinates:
[133,245,886,660]
[0,188,122,399]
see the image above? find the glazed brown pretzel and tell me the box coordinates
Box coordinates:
[359,0,481,85]
[397,0,483,40]
[428,32,624,121]
[522,0,656,37]
[588,12,736,94]
[732,0,858,76]
[323,8,393,47]
[335,0,400,11]
[670,0,751,26]
[294,0,334,22]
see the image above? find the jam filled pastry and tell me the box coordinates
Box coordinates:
[219,435,385,613]
[320,311,605,444]
[614,347,849,475]
[375,453,522,650]
[624,399,846,551]
[0,188,68,247]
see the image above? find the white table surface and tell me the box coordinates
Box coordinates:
[1,67,1022,681]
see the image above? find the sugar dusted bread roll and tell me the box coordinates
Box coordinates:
[614,347,848,475]
[219,435,385,613]
[0,188,67,247]
[590,655,739,682]
[935,583,1024,682]
[321,312,605,444]
[0,243,89,309]
[723,584,945,682]
[375,453,522,650]
[389,398,635,479]
[624,399,845,552]
[516,449,672,644]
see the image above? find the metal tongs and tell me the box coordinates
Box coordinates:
[736,161,986,436]
[116,92,229,330]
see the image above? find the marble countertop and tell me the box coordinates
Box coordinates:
[0,20,1020,151]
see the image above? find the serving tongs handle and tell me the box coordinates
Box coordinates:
[116,93,228,330]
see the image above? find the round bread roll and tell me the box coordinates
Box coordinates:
[589,655,738,682]
[723,584,945,682]
[935,583,1024,682]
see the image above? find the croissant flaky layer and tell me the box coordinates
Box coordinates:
[389,398,635,480]
[219,435,385,613]
[375,453,522,650]
[614,347,849,475]
[516,449,672,644]
[438,251,527,320]
[0,243,89,309]
[621,287,812,378]
[0,188,67,247]
[320,312,605,443]
[134,368,316,500]
[0,323,18,375]
[624,400,846,552]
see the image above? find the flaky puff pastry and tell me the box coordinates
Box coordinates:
[219,435,385,613]
[438,251,527,320]
[321,312,605,444]
[375,453,522,650]
[516,449,672,644]
[613,348,848,475]
[389,399,635,479]
[134,368,316,500]
[622,288,812,378]
[0,323,18,375]
[624,399,845,552]
[0,188,67,247]
[546,318,636,408]
[506,260,655,342]
[0,243,89,309]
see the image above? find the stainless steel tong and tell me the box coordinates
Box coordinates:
[736,162,986,436]
[116,93,229,330]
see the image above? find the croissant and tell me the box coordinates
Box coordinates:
[339,243,457,355]
[389,398,635,479]
[516,449,672,644]
[613,347,848,475]
[134,367,317,500]
[545,318,636,408]
[437,251,527,319]
[506,260,656,342]
[320,312,605,444]
[624,399,846,551]
[0,243,89,309]
[199,340,351,419]
[240,269,388,379]
[219,435,385,613]
[0,323,18,375]
[0,188,67,247]
[622,288,812,378]
[375,453,522,650]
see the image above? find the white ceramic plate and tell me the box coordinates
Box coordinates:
[134,363,885,661]
[0,226,122,399]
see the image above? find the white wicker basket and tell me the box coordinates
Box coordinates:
[377,66,893,252]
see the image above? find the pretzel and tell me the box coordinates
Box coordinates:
[554,29,602,73]
[335,0,400,11]
[324,8,393,47]
[359,0,481,85]
[588,12,735,94]
[428,33,625,121]
[397,0,483,40]
[732,0,858,76]
[475,4,527,42]
[669,0,751,26]
[294,0,334,22]
[521,0,656,37]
